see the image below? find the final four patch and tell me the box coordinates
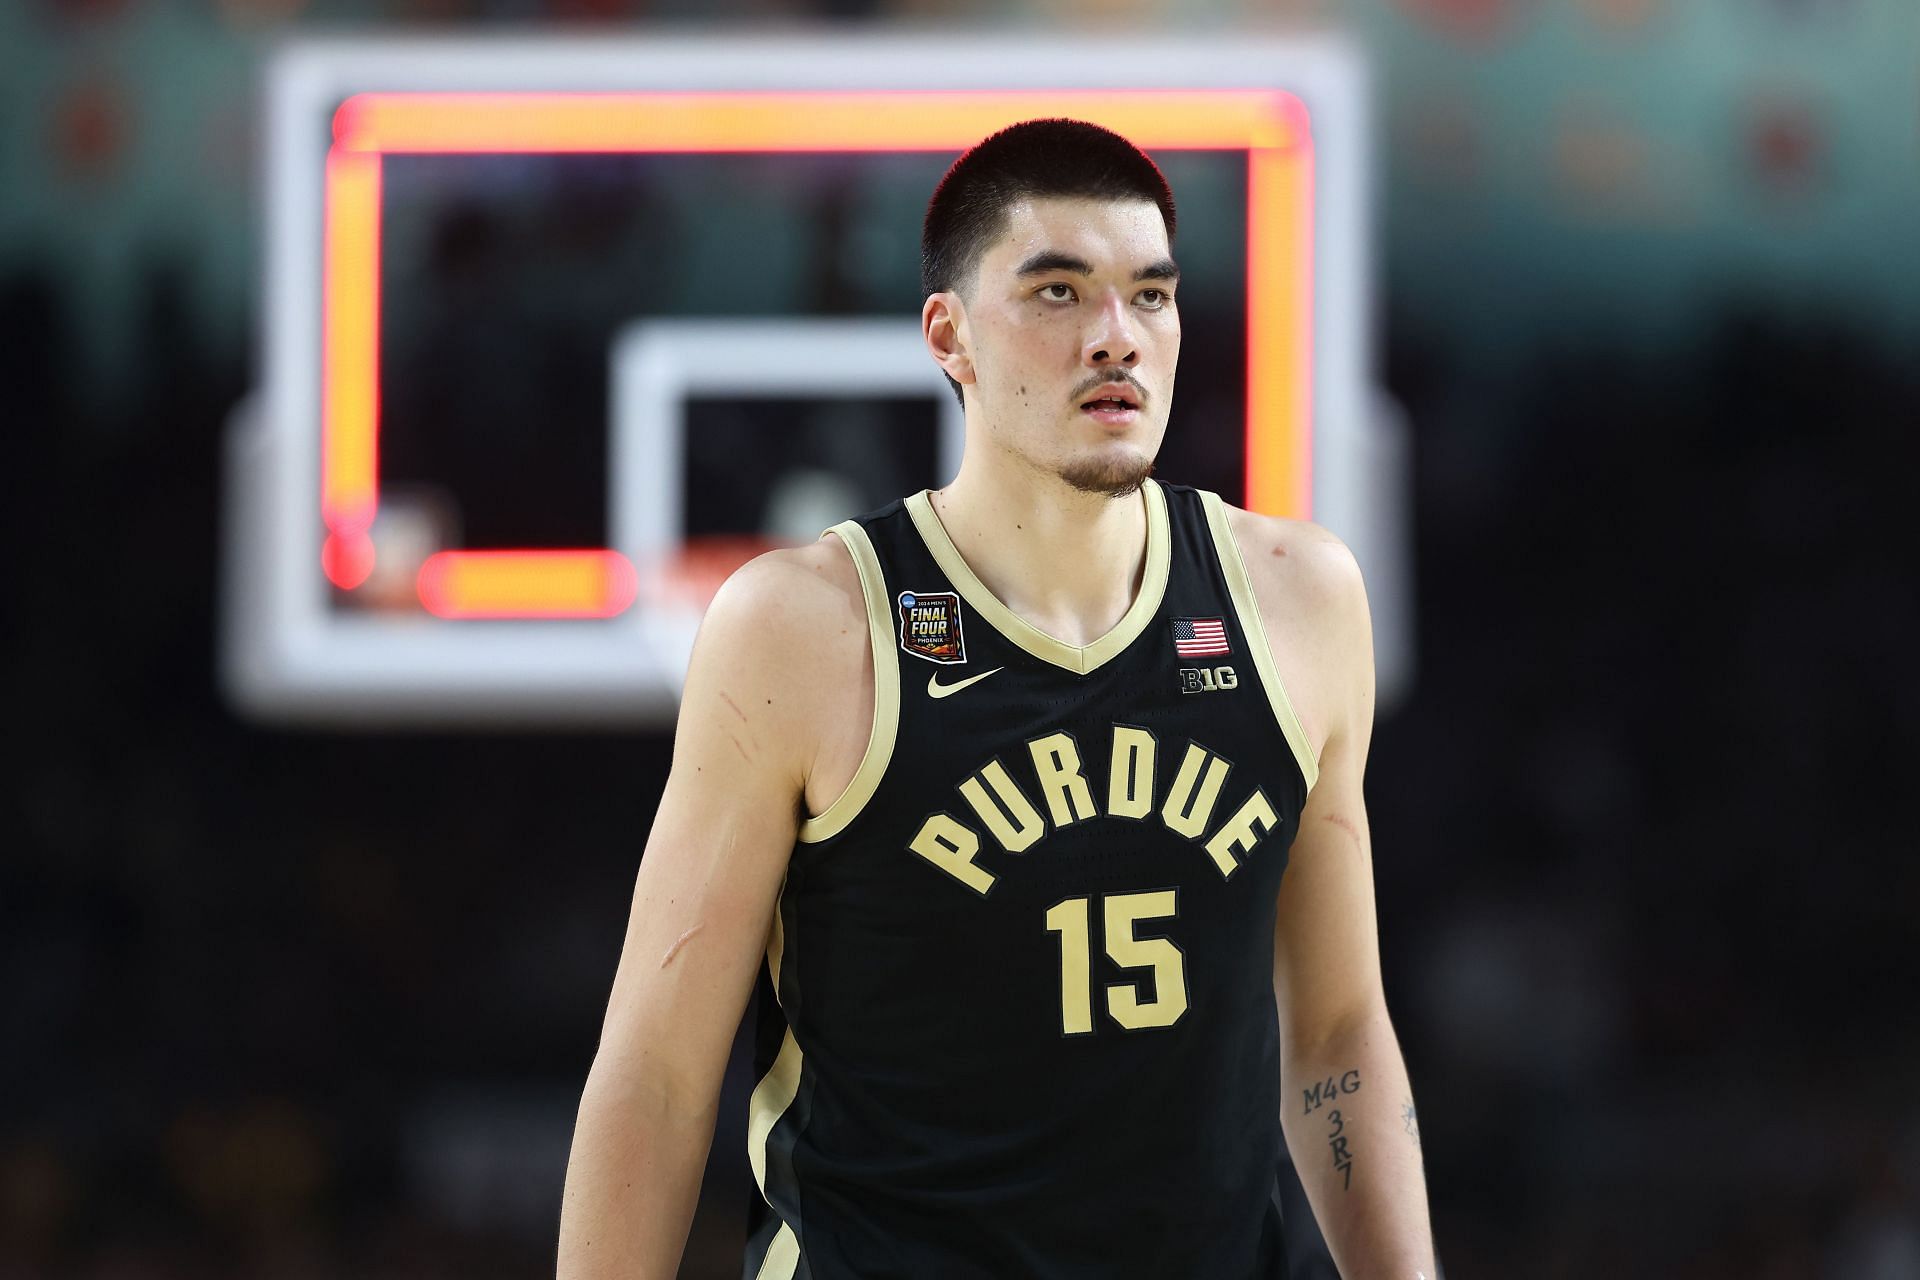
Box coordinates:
[898,590,967,665]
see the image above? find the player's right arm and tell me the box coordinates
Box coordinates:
[556,537,866,1280]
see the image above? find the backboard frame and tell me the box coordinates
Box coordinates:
[222,31,1379,725]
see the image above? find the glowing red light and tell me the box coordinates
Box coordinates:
[321,530,376,590]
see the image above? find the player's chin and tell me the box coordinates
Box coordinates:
[1056,446,1155,498]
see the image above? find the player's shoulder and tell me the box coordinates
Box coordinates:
[1211,498,1366,615]
[678,533,872,777]
[699,533,868,661]
[1210,498,1373,745]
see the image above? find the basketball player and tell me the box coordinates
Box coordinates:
[558,119,1437,1279]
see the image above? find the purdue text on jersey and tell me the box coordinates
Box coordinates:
[906,720,1282,892]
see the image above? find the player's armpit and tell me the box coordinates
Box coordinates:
[559,541,866,1279]
[588,540,866,1100]
[1265,527,1388,1053]
[1214,505,1385,1045]
[1273,733,1388,1054]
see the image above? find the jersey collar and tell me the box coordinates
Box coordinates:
[903,478,1171,677]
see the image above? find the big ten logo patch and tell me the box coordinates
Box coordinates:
[1179,665,1238,694]
[898,590,967,665]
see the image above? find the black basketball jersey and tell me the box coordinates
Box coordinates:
[742,477,1320,1280]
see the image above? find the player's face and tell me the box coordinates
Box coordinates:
[948,195,1180,498]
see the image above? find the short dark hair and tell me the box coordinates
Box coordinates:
[921,118,1178,409]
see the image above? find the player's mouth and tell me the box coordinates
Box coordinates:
[1079,389,1141,425]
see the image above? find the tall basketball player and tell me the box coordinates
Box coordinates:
[558,119,1436,1279]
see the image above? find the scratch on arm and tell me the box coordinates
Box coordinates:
[659,923,704,970]
[1321,812,1363,852]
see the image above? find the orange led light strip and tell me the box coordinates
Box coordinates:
[320,89,1315,616]
[331,91,1305,155]
[323,150,382,540]
[418,550,639,619]
[1246,145,1315,518]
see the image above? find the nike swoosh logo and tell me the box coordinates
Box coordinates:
[927,666,1004,700]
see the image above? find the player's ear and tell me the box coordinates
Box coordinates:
[923,291,976,387]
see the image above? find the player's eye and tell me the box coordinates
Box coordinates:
[1038,283,1076,302]
[1138,289,1173,309]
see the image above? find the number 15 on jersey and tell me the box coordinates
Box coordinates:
[1044,889,1189,1034]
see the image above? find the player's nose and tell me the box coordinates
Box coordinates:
[1081,292,1140,368]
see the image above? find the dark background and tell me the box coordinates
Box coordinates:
[5,1,1919,1277]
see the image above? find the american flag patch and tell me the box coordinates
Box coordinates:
[1172,616,1231,658]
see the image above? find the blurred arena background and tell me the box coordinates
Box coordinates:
[4,1,1919,1278]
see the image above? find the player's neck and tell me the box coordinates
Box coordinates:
[926,460,1149,649]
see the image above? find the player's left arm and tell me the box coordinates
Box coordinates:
[1237,511,1437,1279]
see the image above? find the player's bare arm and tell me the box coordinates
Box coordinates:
[1228,506,1439,1279]
[556,535,870,1280]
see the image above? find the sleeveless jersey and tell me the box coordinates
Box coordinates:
[743,477,1320,1280]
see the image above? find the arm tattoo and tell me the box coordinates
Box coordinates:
[1327,1108,1355,1191]
[1301,1068,1362,1116]
[1304,1070,1363,1191]
[1402,1098,1421,1151]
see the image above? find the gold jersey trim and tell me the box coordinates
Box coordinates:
[753,1225,799,1280]
[1199,489,1321,794]
[797,520,900,844]
[746,888,803,1280]
[902,478,1171,677]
